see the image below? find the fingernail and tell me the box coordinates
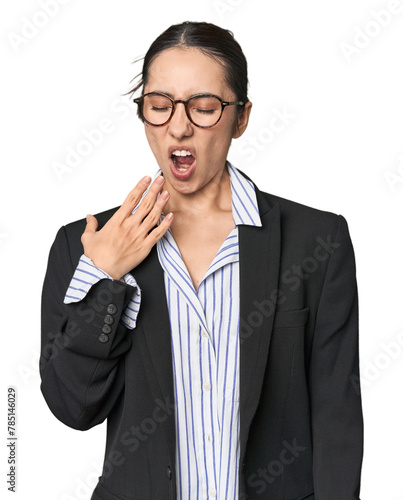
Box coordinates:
[165,212,174,221]
[155,176,164,185]
[161,190,169,200]
[142,176,151,184]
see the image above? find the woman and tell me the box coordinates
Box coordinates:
[40,21,363,500]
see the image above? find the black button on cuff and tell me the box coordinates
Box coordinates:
[107,304,117,315]
[98,333,109,343]
[102,324,112,334]
[104,314,114,325]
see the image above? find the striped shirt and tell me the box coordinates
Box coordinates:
[64,162,261,499]
[64,255,141,327]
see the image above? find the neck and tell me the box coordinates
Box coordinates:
[164,164,232,217]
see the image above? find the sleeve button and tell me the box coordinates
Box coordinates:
[104,314,114,325]
[107,304,118,315]
[98,333,109,343]
[102,324,112,334]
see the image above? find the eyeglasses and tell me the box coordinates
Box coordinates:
[133,92,246,128]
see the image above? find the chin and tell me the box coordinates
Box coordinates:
[170,180,198,194]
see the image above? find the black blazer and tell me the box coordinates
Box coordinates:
[40,170,363,500]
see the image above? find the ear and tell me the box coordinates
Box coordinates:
[232,101,252,139]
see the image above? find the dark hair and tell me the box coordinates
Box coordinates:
[122,21,249,118]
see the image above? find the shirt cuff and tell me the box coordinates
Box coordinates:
[120,273,141,329]
[63,254,141,330]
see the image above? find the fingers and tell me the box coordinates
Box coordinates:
[84,214,98,233]
[115,175,167,224]
[136,187,171,231]
[81,214,99,249]
[132,176,166,221]
[147,211,174,243]
[80,176,173,278]
[117,175,153,220]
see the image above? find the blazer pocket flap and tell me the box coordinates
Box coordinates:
[273,307,310,328]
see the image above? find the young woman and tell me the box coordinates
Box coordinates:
[40,21,363,500]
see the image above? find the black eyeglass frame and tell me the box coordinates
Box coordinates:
[133,92,246,128]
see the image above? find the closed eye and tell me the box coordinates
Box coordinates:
[193,108,217,114]
[151,106,170,112]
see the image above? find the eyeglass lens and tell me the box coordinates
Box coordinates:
[141,94,222,127]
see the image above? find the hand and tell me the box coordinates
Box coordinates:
[81,175,173,279]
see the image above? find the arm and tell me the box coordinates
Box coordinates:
[40,175,173,430]
[309,215,363,499]
[64,254,141,329]
[40,226,136,430]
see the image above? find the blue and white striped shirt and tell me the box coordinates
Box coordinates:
[64,255,141,327]
[64,162,261,499]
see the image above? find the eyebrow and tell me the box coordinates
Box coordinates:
[151,90,175,98]
[149,90,217,99]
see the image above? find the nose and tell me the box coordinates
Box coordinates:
[168,102,193,138]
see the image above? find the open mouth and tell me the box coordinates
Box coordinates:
[171,150,195,169]
[170,149,196,179]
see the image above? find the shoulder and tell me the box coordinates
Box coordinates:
[52,206,120,267]
[236,167,351,250]
[237,167,343,223]
[260,189,349,253]
[260,189,341,227]
[63,206,120,239]
[251,188,356,283]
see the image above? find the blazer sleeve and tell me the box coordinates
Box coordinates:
[63,254,141,329]
[40,225,135,430]
[309,214,363,499]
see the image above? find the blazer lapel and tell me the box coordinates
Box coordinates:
[238,185,282,464]
[130,247,176,464]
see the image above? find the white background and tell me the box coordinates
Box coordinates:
[1,0,403,499]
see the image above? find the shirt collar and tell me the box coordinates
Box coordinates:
[226,161,262,227]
